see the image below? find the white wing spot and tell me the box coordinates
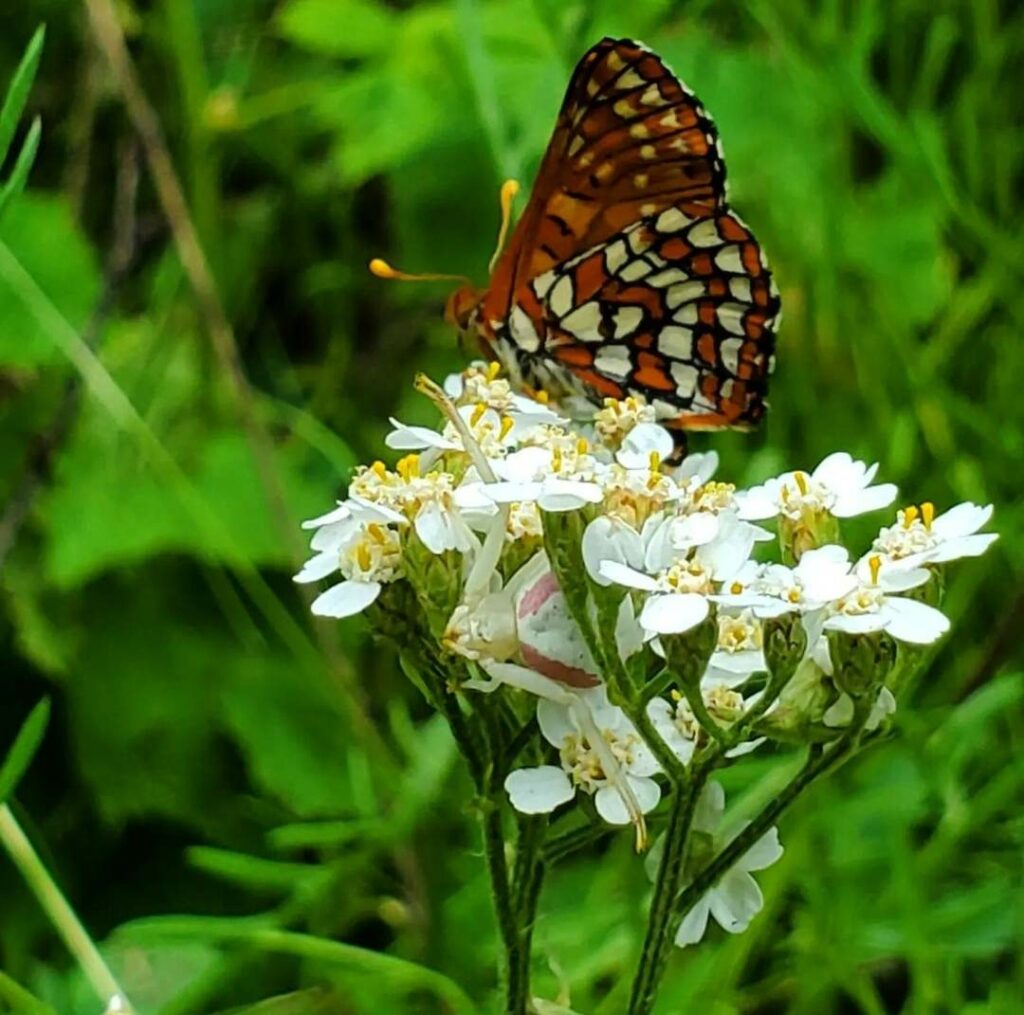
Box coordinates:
[670,362,700,395]
[673,303,698,325]
[617,69,646,90]
[620,259,653,282]
[532,270,557,299]
[640,84,663,106]
[613,306,644,338]
[729,277,752,302]
[509,306,541,352]
[716,303,748,336]
[604,240,629,274]
[658,326,694,359]
[714,245,744,273]
[719,337,743,374]
[595,346,632,379]
[549,276,574,317]
[656,208,689,233]
[666,281,707,308]
[562,301,604,342]
[648,268,687,288]
[686,219,721,248]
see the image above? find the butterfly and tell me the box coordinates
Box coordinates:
[444,37,781,445]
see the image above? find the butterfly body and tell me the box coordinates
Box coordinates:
[451,37,780,433]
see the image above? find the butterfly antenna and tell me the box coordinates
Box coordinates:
[368,258,469,284]
[488,179,520,274]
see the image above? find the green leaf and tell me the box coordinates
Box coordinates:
[0,116,41,222]
[277,0,397,58]
[0,26,44,166]
[0,698,50,804]
[0,193,101,367]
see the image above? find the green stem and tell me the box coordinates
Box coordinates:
[542,822,608,864]
[508,814,547,1011]
[0,804,134,1013]
[0,970,56,1015]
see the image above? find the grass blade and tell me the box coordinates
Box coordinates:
[0,25,45,166]
[0,698,50,805]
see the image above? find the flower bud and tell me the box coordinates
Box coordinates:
[401,534,463,638]
[755,658,839,743]
[828,629,897,698]
[661,610,718,688]
[761,611,808,689]
[779,508,840,564]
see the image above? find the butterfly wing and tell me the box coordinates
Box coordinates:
[476,37,779,431]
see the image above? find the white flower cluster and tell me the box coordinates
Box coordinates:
[297,362,997,946]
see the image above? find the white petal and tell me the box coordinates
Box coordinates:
[615,594,646,660]
[674,896,711,947]
[833,483,898,518]
[301,503,350,529]
[866,686,897,730]
[932,502,992,540]
[594,775,661,824]
[734,484,780,521]
[639,593,709,635]
[536,699,577,748]
[310,517,358,553]
[538,479,604,512]
[293,551,338,584]
[384,418,451,451]
[709,869,764,933]
[725,736,765,758]
[928,533,998,562]
[823,693,854,728]
[692,780,725,834]
[824,612,888,635]
[882,597,950,644]
[582,516,645,584]
[599,560,659,592]
[415,503,460,553]
[504,766,575,814]
[739,827,784,871]
[811,451,857,489]
[484,481,542,504]
[311,580,381,618]
[616,422,675,469]
[674,450,718,485]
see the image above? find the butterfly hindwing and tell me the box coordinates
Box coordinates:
[472,37,780,433]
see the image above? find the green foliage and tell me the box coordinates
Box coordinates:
[0,3,1021,1014]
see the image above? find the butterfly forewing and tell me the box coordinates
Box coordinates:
[473,37,779,433]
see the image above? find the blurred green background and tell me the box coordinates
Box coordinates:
[1,1,1022,1013]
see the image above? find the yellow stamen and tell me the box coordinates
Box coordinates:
[922,501,935,530]
[356,541,371,572]
[499,416,515,440]
[371,460,387,478]
[487,360,501,381]
[576,437,589,455]
[534,389,550,405]
[868,554,882,585]
[367,522,386,544]
[603,397,617,408]
[730,581,744,595]
[903,504,919,528]
[793,470,809,495]
[470,401,487,427]
[649,450,661,473]
[396,454,420,480]
[670,689,683,702]
[552,446,563,472]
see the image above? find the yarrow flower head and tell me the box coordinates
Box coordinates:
[296,362,996,953]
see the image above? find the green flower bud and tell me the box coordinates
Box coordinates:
[661,610,718,688]
[755,657,840,744]
[762,611,808,689]
[401,532,463,639]
[828,629,897,698]
[780,508,841,564]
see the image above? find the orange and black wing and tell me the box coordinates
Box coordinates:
[478,38,779,431]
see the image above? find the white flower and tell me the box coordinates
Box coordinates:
[824,554,949,645]
[504,687,661,825]
[444,361,563,428]
[486,440,604,512]
[593,395,657,446]
[613,421,675,470]
[674,782,783,947]
[871,501,997,568]
[738,452,897,522]
[713,545,858,618]
[647,685,763,764]
[295,513,404,618]
[591,512,753,638]
[706,609,766,685]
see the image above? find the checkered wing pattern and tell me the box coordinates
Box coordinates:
[473,37,780,431]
